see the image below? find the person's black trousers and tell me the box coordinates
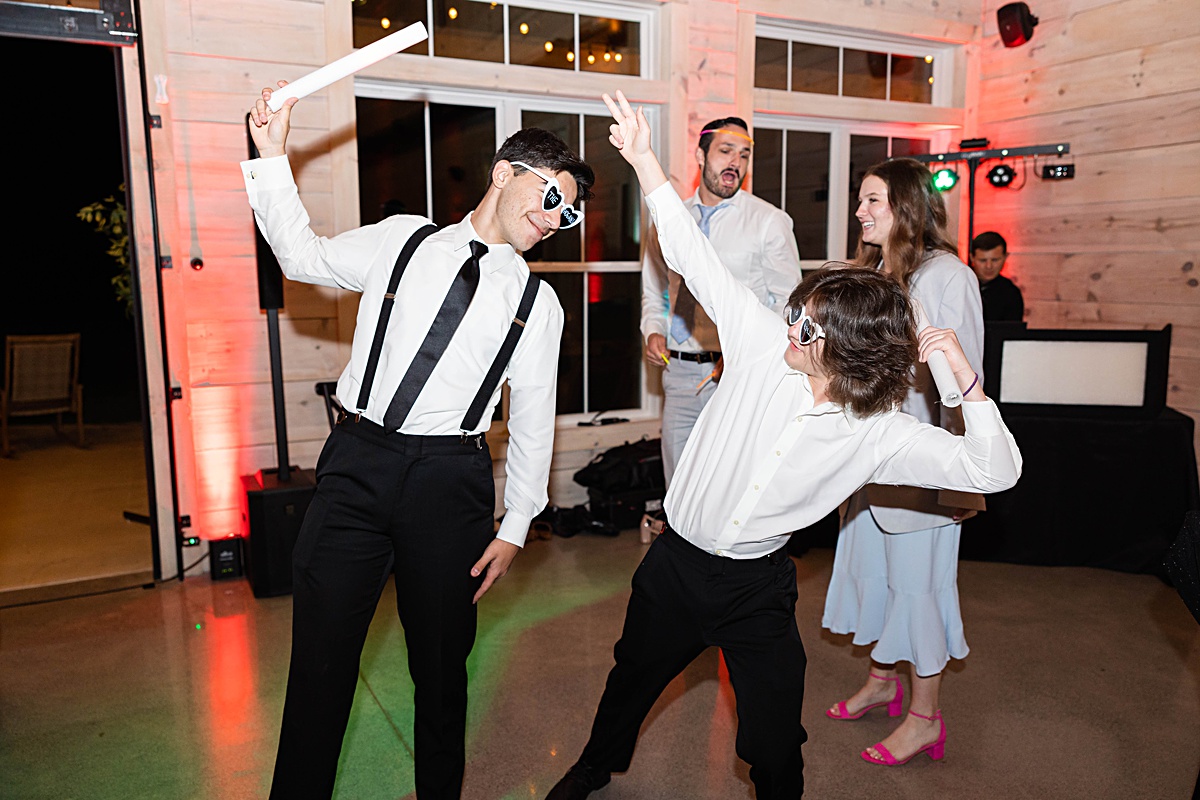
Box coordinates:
[578,528,808,799]
[269,418,496,800]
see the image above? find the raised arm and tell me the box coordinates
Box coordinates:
[603,91,783,361]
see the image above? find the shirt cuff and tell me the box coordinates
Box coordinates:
[240,154,294,192]
[961,397,1005,437]
[496,509,532,549]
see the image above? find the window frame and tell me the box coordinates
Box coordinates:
[751,116,951,269]
[357,0,659,78]
[354,78,661,424]
[753,20,957,107]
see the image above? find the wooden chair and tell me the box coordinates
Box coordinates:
[1,334,85,456]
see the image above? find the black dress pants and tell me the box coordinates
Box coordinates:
[269,419,496,800]
[578,529,807,799]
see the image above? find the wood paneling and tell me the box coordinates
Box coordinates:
[980,0,1200,79]
[979,34,1200,122]
[745,0,979,43]
[977,0,1200,461]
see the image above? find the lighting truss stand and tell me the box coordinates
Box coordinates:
[912,143,1070,257]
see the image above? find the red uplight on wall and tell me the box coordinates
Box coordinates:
[588,273,603,304]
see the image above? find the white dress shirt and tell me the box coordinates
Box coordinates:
[242,155,564,548]
[641,187,801,352]
[644,183,1022,559]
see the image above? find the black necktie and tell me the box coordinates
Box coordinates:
[383,240,486,431]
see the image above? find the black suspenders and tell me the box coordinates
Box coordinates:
[352,223,542,433]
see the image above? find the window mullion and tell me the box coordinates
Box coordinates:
[828,128,851,262]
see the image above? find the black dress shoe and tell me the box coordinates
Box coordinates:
[545,762,611,800]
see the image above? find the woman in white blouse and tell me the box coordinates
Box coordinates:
[823,158,985,766]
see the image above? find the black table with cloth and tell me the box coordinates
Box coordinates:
[959,408,1200,574]
[790,409,1199,576]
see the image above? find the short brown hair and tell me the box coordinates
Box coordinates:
[787,266,917,416]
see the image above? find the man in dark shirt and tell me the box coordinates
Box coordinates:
[970,231,1025,322]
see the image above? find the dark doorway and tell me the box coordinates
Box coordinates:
[0,34,154,602]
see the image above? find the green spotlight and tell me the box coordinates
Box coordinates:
[932,167,959,192]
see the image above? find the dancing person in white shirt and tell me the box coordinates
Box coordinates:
[821,157,985,767]
[245,81,593,800]
[543,91,1021,800]
[640,117,801,485]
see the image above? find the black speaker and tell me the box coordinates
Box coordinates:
[246,112,286,310]
[997,2,1038,48]
[242,468,317,598]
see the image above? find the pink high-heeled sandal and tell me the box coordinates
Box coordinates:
[825,673,904,721]
[860,709,946,765]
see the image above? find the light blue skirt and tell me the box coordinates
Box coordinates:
[822,490,969,677]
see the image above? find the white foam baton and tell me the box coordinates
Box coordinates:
[267,22,429,112]
[913,300,964,408]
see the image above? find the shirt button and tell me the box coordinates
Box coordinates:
[775,450,781,456]
[754,484,760,490]
[716,550,722,556]
[733,520,740,525]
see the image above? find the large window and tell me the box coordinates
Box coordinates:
[754,26,951,106]
[352,0,649,77]
[355,84,652,418]
[752,124,934,265]
[751,23,955,266]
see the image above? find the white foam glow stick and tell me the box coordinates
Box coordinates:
[913,300,964,408]
[267,22,428,112]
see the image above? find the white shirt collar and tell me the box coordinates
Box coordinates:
[455,211,515,274]
[685,188,744,213]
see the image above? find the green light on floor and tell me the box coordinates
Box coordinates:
[195,623,202,630]
[932,168,958,192]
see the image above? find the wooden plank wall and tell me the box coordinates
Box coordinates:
[973,0,1200,451]
[140,0,349,540]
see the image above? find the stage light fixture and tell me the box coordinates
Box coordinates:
[932,168,959,192]
[987,163,1016,187]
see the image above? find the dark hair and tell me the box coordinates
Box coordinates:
[491,128,595,203]
[787,265,917,416]
[698,116,750,154]
[971,231,1007,254]
[851,158,958,291]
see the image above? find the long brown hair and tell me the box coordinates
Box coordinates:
[851,158,957,290]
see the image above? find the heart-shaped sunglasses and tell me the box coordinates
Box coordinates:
[511,160,584,230]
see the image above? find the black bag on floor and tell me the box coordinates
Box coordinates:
[574,438,666,530]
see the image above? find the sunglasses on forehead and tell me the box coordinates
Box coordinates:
[785,304,826,346]
[511,161,584,230]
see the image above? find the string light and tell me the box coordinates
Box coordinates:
[544,41,553,52]
[614,52,622,63]
[519,22,529,34]
[447,6,457,19]
[587,53,596,64]
[603,51,611,62]
[924,55,934,63]
[566,51,575,62]
[380,17,390,28]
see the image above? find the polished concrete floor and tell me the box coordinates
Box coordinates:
[1,533,1197,800]
[0,422,153,604]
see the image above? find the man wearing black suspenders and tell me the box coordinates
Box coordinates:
[245,83,594,800]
